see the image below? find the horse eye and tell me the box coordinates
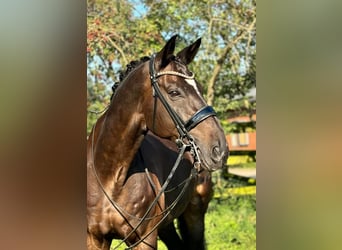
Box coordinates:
[168,90,181,98]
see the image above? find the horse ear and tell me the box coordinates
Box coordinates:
[155,34,178,69]
[176,38,201,65]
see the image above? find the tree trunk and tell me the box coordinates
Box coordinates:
[206,15,256,105]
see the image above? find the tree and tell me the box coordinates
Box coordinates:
[87,0,165,133]
[87,0,256,134]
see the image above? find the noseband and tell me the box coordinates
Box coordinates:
[149,53,217,169]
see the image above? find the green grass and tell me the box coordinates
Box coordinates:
[157,195,256,250]
[205,195,256,250]
[229,162,256,169]
[204,170,256,249]
[158,184,256,250]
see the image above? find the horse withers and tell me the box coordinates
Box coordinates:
[87,35,228,249]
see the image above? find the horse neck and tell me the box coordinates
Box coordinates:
[90,74,149,186]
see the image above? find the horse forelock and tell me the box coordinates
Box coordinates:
[166,57,205,99]
[170,56,190,75]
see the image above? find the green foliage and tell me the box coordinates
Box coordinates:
[87,78,110,134]
[87,0,256,133]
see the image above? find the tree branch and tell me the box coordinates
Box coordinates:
[206,16,256,106]
[106,35,128,66]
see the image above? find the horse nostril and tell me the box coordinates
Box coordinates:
[211,146,222,163]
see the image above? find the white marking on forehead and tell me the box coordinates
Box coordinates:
[185,79,202,97]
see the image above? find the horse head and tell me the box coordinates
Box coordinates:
[142,35,229,171]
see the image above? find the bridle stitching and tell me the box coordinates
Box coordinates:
[156,70,195,79]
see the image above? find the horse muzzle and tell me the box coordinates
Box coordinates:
[197,142,228,172]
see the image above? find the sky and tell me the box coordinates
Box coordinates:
[130,0,148,18]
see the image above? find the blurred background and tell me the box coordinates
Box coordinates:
[1,0,342,249]
[87,1,256,248]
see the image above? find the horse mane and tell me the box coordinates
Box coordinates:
[110,55,188,99]
[111,56,150,100]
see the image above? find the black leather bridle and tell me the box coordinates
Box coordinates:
[149,53,217,168]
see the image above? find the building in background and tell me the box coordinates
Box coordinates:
[225,92,256,167]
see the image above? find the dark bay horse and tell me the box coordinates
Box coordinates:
[87,35,228,250]
[111,58,218,250]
